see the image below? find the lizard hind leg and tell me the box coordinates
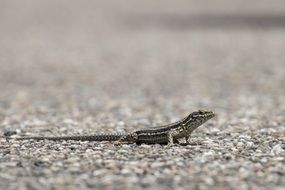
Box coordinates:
[115,132,138,145]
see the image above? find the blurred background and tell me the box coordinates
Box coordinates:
[0,0,284,121]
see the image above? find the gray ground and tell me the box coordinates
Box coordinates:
[0,0,284,189]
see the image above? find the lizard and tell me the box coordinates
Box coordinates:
[6,110,215,146]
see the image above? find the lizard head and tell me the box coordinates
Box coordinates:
[183,110,215,129]
[191,110,215,120]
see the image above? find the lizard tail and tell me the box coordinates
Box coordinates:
[14,134,126,141]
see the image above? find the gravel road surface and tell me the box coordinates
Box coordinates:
[0,1,284,189]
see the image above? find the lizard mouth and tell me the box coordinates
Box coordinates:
[207,111,215,118]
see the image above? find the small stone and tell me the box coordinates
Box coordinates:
[239,167,250,179]
[224,153,233,160]
[151,162,164,168]
[200,150,216,163]
[41,157,50,162]
[271,144,284,156]
[246,141,254,148]
[238,135,251,140]
[118,121,125,126]
[273,157,284,161]
[121,168,131,175]
[63,119,78,125]
[85,149,93,153]
[140,144,152,149]
[1,162,18,167]
[204,177,215,185]
[11,144,21,148]
[236,142,244,148]
[261,158,268,163]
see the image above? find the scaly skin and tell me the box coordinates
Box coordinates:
[8,110,215,145]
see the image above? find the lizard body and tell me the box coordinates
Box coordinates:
[10,110,215,145]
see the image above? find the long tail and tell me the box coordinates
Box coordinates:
[12,133,126,141]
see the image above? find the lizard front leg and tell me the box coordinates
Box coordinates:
[175,137,191,146]
[167,132,175,147]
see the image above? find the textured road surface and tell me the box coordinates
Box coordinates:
[0,1,284,189]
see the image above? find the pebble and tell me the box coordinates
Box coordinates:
[236,142,244,148]
[0,162,18,167]
[1,83,284,190]
[150,162,165,169]
[204,177,215,185]
[85,149,93,153]
[271,144,284,156]
[121,168,131,175]
[239,167,250,179]
[40,157,50,162]
[246,141,254,148]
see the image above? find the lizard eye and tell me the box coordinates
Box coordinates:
[198,110,206,114]
[191,112,199,118]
